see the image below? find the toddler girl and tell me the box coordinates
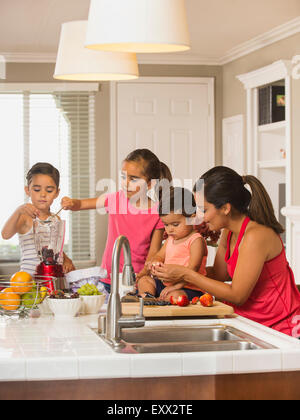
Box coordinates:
[138,187,207,302]
[61,149,171,293]
[1,162,75,275]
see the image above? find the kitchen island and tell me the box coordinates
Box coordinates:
[0,310,300,400]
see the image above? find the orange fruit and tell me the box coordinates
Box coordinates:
[10,271,33,295]
[0,288,21,311]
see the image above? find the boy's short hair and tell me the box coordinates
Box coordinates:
[26,162,60,188]
[159,187,196,218]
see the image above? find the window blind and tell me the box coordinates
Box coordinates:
[54,92,96,261]
[0,89,96,263]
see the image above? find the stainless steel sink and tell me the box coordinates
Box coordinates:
[96,324,276,354]
[121,325,242,343]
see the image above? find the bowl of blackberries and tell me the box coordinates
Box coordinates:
[47,290,82,319]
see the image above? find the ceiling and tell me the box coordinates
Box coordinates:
[0,0,300,65]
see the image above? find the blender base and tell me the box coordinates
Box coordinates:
[35,263,68,291]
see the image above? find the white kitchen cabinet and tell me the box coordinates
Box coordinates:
[237,60,293,261]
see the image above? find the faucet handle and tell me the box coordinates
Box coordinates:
[139,297,144,318]
[98,314,107,335]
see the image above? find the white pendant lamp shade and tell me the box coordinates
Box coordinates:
[53,21,139,81]
[85,0,190,53]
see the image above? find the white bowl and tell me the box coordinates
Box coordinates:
[38,299,53,315]
[47,297,82,319]
[80,294,105,314]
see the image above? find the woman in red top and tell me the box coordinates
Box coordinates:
[153,166,300,337]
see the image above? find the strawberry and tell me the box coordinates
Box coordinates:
[199,293,214,307]
[191,296,199,305]
[177,295,189,307]
[170,296,177,305]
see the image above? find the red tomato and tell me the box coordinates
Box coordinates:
[191,296,199,305]
[200,293,214,307]
[177,295,189,307]
[170,296,177,305]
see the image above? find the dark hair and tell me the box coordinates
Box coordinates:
[124,149,161,181]
[125,149,173,201]
[26,162,60,188]
[160,162,172,183]
[159,187,196,218]
[193,166,284,234]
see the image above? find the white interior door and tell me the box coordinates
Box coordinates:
[111,77,215,186]
[222,115,245,174]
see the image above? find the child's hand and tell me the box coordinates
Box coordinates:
[18,203,40,219]
[61,197,81,211]
[159,285,176,300]
[63,256,75,274]
[149,261,164,274]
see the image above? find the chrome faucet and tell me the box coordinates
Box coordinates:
[99,235,145,349]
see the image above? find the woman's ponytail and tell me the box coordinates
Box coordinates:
[197,166,284,235]
[243,175,284,234]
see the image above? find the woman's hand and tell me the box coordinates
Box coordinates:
[61,197,81,211]
[152,264,188,285]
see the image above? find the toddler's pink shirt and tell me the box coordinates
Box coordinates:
[101,190,164,284]
[163,232,207,291]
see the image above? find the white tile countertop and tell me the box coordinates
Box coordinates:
[0,308,300,382]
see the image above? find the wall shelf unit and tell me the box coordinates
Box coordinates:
[257,160,286,169]
[257,120,286,133]
[237,60,293,261]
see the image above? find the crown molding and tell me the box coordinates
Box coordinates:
[220,16,300,65]
[2,52,57,63]
[137,53,221,66]
[237,59,293,89]
[2,16,300,66]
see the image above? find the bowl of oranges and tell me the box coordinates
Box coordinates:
[0,272,57,318]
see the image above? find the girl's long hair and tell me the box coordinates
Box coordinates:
[124,149,172,200]
[194,166,284,234]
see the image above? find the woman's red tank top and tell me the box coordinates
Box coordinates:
[225,217,300,336]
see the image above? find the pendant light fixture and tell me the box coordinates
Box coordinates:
[53,20,139,81]
[85,0,190,53]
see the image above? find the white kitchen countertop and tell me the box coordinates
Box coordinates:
[0,307,300,382]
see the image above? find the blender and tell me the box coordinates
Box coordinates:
[33,217,66,291]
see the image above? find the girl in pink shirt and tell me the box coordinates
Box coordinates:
[138,187,207,302]
[61,149,168,292]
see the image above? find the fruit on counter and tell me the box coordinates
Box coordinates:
[10,271,33,294]
[170,296,177,305]
[49,290,65,299]
[77,283,102,296]
[199,293,214,307]
[191,296,199,305]
[22,289,41,308]
[176,295,189,307]
[49,290,79,299]
[0,288,21,311]
[39,287,48,303]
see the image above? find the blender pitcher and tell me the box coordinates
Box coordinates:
[33,216,66,291]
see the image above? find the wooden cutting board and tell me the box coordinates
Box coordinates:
[122,301,234,318]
